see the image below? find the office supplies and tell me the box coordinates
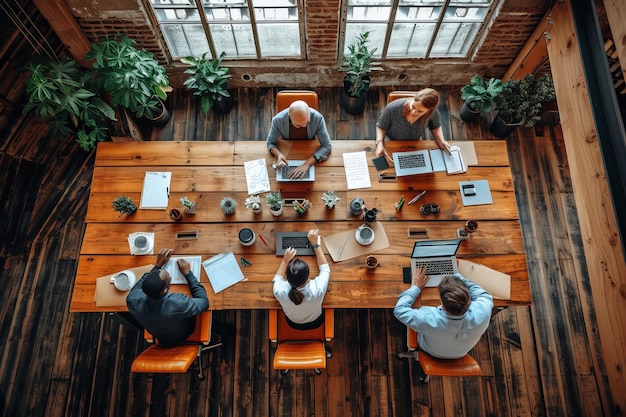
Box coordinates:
[140,171,171,209]
[459,180,492,206]
[457,259,511,300]
[408,190,427,205]
[275,231,315,255]
[392,150,433,176]
[244,158,271,194]
[276,160,315,182]
[410,239,462,287]
[239,257,252,267]
[443,145,466,174]
[258,234,268,247]
[202,252,246,293]
[395,196,405,211]
[163,256,203,284]
[372,155,390,171]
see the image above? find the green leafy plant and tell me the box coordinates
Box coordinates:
[265,191,283,211]
[86,35,170,119]
[219,196,237,215]
[340,31,382,97]
[293,199,311,215]
[181,52,231,114]
[321,190,340,209]
[493,73,556,127]
[112,195,137,217]
[22,56,116,151]
[461,75,503,113]
[245,195,261,211]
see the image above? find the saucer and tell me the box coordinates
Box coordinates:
[355,225,375,246]
[131,234,154,255]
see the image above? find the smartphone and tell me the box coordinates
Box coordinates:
[372,155,390,170]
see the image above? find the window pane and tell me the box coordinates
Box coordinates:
[347,6,391,21]
[204,5,250,21]
[344,23,386,58]
[387,23,436,57]
[209,23,257,57]
[162,24,211,58]
[444,6,488,20]
[154,7,201,23]
[396,5,442,21]
[430,22,479,56]
[257,23,301,57]
[254,6,298,21]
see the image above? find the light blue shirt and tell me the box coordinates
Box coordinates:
[266,108,332,161]
[273,264,330,324]
[393,274,493,359]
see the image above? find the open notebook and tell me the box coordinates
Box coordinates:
[163,256,202,284]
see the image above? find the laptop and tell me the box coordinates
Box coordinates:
[410,239,462,287]
[276,231,315,256]
[392,150,433,176]
[276,160,315,182]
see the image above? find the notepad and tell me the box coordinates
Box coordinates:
[140,171,171,209]
[202,252,246,293]
[163,256,202,284]
[244,158,271,195]
[443,146,466,174]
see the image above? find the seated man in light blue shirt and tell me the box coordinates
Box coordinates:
[393,266,494,359]
[266,100,332,179]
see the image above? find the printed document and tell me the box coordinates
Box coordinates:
[140,171,171,209]
[343,151,371,189]
[244,158,271,195]
[202,252,246,293]
[163,256,202,284]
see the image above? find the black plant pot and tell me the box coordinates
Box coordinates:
[489,113,526,138]
[460,101,481,122]
[147,99,171,127]
[341,77,369,115]
[212,95,234,116]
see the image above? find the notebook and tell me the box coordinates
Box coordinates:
[410,239,462,287]
[275,231,315,256]
[163,256,202,284]
[392,150,433,176]
[276,160,315,182]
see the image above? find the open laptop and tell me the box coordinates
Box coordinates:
[392,150,433,176]
[410,239,462,287]
[276,231,315,256]
[276,160,315,182]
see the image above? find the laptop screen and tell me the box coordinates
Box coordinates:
[411,239,461,258]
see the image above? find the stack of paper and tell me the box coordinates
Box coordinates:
[140,171,171,209]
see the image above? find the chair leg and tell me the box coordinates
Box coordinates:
[196,343,222,380]
[314,368,322,375]
[280,369,289,375]
[397,351,430,383]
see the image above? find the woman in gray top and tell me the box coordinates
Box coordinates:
[374,88,451,157]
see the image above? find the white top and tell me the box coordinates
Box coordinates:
[272,264,331,323]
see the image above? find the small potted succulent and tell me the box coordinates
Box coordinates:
[321,190,340,209]
[220,196,237,215]
[265,191,283,216]
[112,195,137,217]
[293,199,311,215]
[180,196,196,214]
[245,195,262,214]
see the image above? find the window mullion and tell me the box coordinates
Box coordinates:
[247,0,262,59]
[425,0,450,58]
[381,0,400,59]
[194,0,216,58]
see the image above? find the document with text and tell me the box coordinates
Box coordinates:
[343,151,371,189]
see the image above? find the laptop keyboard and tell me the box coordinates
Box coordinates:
[282,236,311,250]
[397,153,426,169]
[280,165,311,180]
[414,260,455,276]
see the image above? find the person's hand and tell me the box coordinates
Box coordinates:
[155,248,174,268]
[411,266,430,289]
[436,138,451,155]
[375,141,387,157]
[284,247,297,262]
[307,229,320,246]
[275,153,288,168]
[288,161,311,179]
[176,258,191,276]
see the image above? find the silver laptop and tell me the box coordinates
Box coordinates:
[276,160,315,182]
[410,239,462,287]
[276,231,315,256]
[392,150,433,176]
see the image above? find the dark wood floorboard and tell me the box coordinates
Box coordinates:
[0,87,614,417]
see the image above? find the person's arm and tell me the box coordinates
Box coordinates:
[307,229,327,269]
[393,267,429,327]
[267,112,288,167]
[275,247,296,280]
[375,126,388,157]
[175,258,209,310]
[430,126,451,155]
[311,112,332,161]
[458,275,493,320]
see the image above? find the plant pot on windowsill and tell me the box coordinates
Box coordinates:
[489,113,526,138]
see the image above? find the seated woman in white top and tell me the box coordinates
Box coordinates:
[272,229,330,330]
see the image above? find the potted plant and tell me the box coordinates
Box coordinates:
[181,52,233,115]
[220,196,237,215]
[112,195,137,217]
[245,195,262,214]
[460,75,503,122]
[491,73,556,138]
[180,196,196,214]
[339,31,381,115]
[22,56,116,151]
[265,191,283,216]
[86,35,171,125]
[293,199,311,215]
[321,190,340,209]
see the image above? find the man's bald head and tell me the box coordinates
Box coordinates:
[288,100,311,128]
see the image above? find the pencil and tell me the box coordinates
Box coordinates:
[258,234,268,247]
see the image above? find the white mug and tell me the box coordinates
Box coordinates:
[110,270,136,291]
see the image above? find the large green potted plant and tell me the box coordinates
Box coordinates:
[339,31,381,115]
[22,56,116,151]
[460,75,503,122]
[86,35,171,125]
[181,52,233,115]
[491,73,556,138]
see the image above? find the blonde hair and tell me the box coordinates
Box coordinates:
[403,88,440,126]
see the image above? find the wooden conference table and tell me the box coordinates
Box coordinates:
[70,140,531,312]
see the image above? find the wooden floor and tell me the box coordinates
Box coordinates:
[0,86,613,417]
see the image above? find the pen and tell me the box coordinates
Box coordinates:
[166,187,169,197]
[258,234,268,247]
[408,190,427,205]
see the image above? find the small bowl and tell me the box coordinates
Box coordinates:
[355,225,375,246]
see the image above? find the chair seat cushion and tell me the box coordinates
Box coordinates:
[131,344,199,373]
[273,341,327,369]
[419,351,482,376]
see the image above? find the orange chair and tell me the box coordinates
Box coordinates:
[387,91,417,104]
[276,90,319,112]
[269,309,334,375]
[131,311,221,380]
[397,327,482,383]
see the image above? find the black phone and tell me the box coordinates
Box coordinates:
[372,155,390,170]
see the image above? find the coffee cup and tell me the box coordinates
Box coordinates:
[239,227,256,246]
[350,197,365,216]
[110,270,136,291]
[363,208,378,225]
[355,225,375,245]
[366,255,379,269]
[465,220,478,233]
[134,235,148,249]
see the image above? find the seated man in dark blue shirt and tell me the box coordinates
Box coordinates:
[126,248,209,347]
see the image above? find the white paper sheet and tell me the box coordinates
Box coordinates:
[342,151,371,190]
[140,171,171,209]
[163,256,203,284]
[244,158,271,195]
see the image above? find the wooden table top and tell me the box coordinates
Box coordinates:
[70,140,531,312]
